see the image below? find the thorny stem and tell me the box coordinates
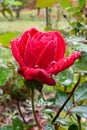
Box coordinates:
[16,98,26,124]
[31,87,41,128]
[51,75,80,124]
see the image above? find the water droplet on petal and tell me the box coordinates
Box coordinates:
[51,61,56,65]
[35,64,39,68]
[67,56,71,60]
[64,59,67,63]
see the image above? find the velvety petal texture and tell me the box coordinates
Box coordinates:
[11,28,81,85]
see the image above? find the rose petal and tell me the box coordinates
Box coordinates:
[11,28,39,58]
[18,28,39,56]
[47,52,81,75]
[54,32,66,60]
[29,28,39,37]
[11,39,25,66]
[36,40,57,69]
[24,68,56,85]
[24,37,38,67]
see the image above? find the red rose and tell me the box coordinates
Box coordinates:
[11,28,81,85]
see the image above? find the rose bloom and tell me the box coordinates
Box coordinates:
[11,28,81,85]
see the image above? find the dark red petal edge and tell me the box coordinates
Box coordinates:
[23,68,56,85]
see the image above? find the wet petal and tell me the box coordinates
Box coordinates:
[24,68,56,85]
[11,39,25,66]
[36,40,57,69]
[54,32,66,60]
[47,52,81,75]
[29,27,39,37]
[11,28,39,57]
[24,37,39,67]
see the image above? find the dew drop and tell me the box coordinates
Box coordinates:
[67,56,71,60]
[48,61,56,67]
[35,64,39,68]
[51,61,56,65]
[64,59,67,62]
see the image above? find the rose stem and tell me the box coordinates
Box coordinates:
[31,87,41,128]
[16,98,26,124]
[76,114,81,130]
[51,75,80,124]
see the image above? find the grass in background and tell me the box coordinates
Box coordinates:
[0,10,45,34]
[0,8,70,46]
[0,8,69,34]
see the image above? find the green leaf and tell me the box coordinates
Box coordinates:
[42,108,55,115]
[4,0,15,5]
[0,47,12,65]
[34,79,43,93]
[1,2,13,19]
[55,90,72,111]
[72,52,87,73]
[66,7,75,12]
[44,123,55,130]
[0,47,12,86]
[0,32,18,46]
[56,117,70,125]
[55,69,74,87]
[36,0,58,8]
[0,67,10,86]
[44,26,53,31]
[5,8,13,17]
[58,127,67,130]
[0,88,3,95]
[13,1,22,6]
[74,82,87,102]
[2,11,8,19]
[71,108,87,117]
[59,0,72,8]
[38,94,45,106]
[78,0,86,9]
[71,105,87,113]
[72,42,87,53]
[66,36,86,45]
[13,118,23,130]
[24,124,37,129]
[68,124,78,130]
[76,113,87,118]
[4,0,22,6]
[45,98,55,106]
[24,79,43,92]
[0,125,13,130]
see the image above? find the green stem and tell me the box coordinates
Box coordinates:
[31,87,41,128]
[16,98,26,124]
[51,76,80,124]
[76,114,81,130]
